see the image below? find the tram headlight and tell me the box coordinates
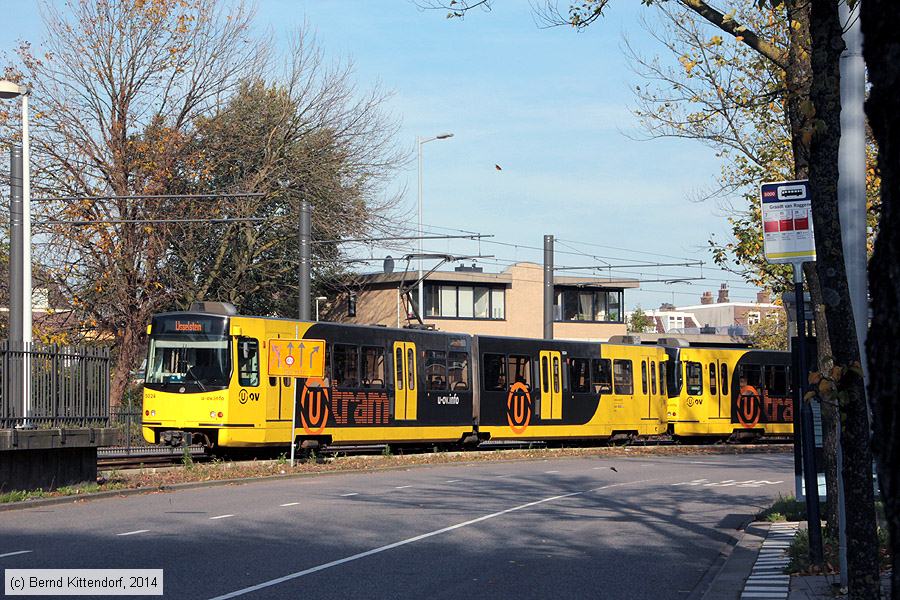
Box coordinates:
[150,410,156,417]
[210,411,216,418]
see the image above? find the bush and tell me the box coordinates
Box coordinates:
[757,493,807,522]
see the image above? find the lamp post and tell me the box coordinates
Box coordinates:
[1,80,32,425]
[315,296,327,321]
[416,132,453,321]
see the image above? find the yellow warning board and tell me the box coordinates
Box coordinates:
[268,339,326,378]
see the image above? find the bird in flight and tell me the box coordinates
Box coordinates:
[495,164,502,171]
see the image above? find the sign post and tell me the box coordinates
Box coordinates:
[268,339,326,466]
[760,179,823,566]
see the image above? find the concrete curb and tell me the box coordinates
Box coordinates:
[700,522,771,600]
[740,522,797,599]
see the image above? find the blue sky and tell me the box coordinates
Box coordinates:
[0,1,765,308]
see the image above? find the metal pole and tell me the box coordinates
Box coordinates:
[837,4,864,587]
[21,94,31,425]
[299,199,311,321]
[794,263,824,566]
[289,388,298,467]
[543,235,554,340]
[9,146,23,345]
[417,137,424,319]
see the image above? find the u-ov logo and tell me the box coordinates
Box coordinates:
[300,378,330,434]
[737,385,762,428]
[506,382,532,434]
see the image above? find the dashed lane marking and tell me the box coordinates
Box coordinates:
[208,479,656,600]
[0,551,32,558]
[445,480,460,483]
[210,514,234,520]
[116,530,149,536]
[340,493,358,497]
[394,485,412,489]
[545,470,559,474]
[280,503,300,507]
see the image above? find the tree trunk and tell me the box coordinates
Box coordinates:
[786,1,840,535]
[809,2,882,598]
[109,323,140,412]
[860,0,900,597]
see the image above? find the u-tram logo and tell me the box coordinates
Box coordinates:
[506,382,532,434]
[300,378,330,435]
[737,385,762,429]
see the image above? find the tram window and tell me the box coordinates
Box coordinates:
[283,377,291,387]
[650,361,657,395]
[448,351,469,390]
[362,347,385,388]
[592,359,612,394]
[407,348,416,391]
[552,356,560,393]
[570,358,590,393]
[709,363,717,395]
[426,350,448,391]
[333,344,360,388]
[685,362,702,396]
[659,362,666,395]
[721,364,728,395]
[541,357,549,393]
[613,360,633,395]
[508,355,532,388]
[483,354,507,390]
[237,338,259,387]
[641,361,648,395]
[738,364,763,390]
[765,365,789,396]
[394,347,404,391]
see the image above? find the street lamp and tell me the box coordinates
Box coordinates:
[1,80,32,425]
[417,132,453,322]
[315,296,327,321]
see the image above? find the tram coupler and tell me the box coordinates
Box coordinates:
[160,430,192,447]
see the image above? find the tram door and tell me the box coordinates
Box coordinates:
[539,350,562,420]
[392,341,418,420]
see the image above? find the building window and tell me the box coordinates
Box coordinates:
[748,311,761,325]
[553,289,624,323]
[425,284,505,320]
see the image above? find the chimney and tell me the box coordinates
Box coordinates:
[660,302,675,311]
[756,290,771,304]
[717,283,729,303]
[700,291,714,305]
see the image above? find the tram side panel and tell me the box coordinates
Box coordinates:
[294,323,476,446]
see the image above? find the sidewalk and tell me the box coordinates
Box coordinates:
[703,520,892,600]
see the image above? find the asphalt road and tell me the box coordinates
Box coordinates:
[0,452,795,600]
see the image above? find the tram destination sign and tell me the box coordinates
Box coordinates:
[760,179,816,264]
[268,339,326,378]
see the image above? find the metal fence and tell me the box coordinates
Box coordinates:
[109,410,152,451]
[0,341,110,428]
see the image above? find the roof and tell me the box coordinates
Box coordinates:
[347,262,640,289]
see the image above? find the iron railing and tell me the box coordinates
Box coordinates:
[0,341,110,428]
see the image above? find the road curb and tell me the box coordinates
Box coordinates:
[699,521,771,600]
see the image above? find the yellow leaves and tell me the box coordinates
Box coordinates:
[679,54,698,76]
[709,35,724,46]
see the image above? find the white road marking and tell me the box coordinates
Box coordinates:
[280,502,300,507]
[116,530,149,536]
[394,485,412,489]
[445,480,460,483]
[544,470,559,474]
[704,480,737,487]
[671,479,708,486]
[210,514,234,520]
[209,479,653,600]
[0,550,32,558]
[340,493,358,497]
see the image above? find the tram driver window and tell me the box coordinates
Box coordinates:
[448,351,470,390]
[686,362,703,396]
[333,344,360,388]
[508,355,532,389]
[237,338,259,387]
[362,347,385,388]
[592,358,612,394]
[613,360,633,395]
[483,354,507,390]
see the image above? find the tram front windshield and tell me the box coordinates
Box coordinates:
[145,336,230,392]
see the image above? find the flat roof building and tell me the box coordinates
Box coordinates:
[325,262,639,341]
